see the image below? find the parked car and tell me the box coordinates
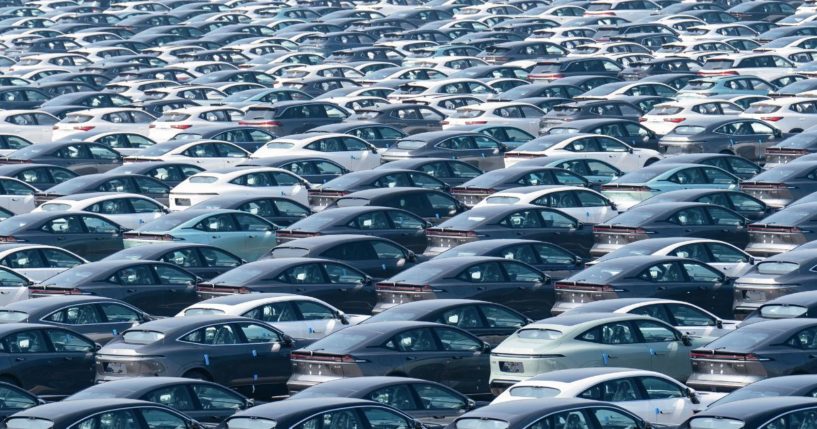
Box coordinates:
[4,399,206,429]
[0,212,125,261]
[101,243,244,281]
[739,291,817,327]
[382,131,507,172]
[659,118,785,162]
[635,189,772,221]
[733,249,817,317]
[188,195,312,227]
[0,243,86,282]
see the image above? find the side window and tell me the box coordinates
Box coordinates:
[181,324,238,345]
[639,377,685,399]
[296,410,363,429]
[480,305,526,328]
[387,211,425,229]
[1,249,46,269]
[294,301,335,320]
[100,303,142,323]
[501,210,543,228]
[154,265,195,285]
[634,320,678,343]
[764,408,817,429]
[279,264,326,284]
[639,262,684,282]
[534,244,576,265]
[667,304,716,327]
[540,210,577,228]
[361,407,411,429]
[161,249,202,268]
[708,243,749,263]
[82,216,120,233]
[458,262,505,283]
[668,208,707,226]
[200,248,242,268]
[352,211,391,229]
[576,191,609,207]
[234,214,272,232]
[437,306,484,329]
[580,379,641,402]
[116,265,157,285]
[323,263,366,284]
[237,323,280,343]
[76,410,139,429]
[1,331,48,353]
[580,322,636,344]
[707,206,743,226]
[788,327,817,350]
[413,384,466,410]
[44,305,101,325]
[367,384,419,410]
[191,384,245,410]
[682,262,722,282]
[372,241,406,260]
[143,385,196,411]
[43,216,84,234]
[592,409,641,429]
[242,302,298,323]
[435,328,481,351]
[728,194,764,212]
[630,304,673,325]
[502,261,543,282]
[41,249,83,268]
[392,328,438,352]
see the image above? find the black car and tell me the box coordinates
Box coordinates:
[619,58,702,80]
[0,296,152,344]
[307,169,448,209]
[64,377,253,425]
[0,163,77,191]
[188,195,312,227]
[195,258,375,314]
[741,161,817,209]
[592,202,749,257]
[0,323,96,397]
[0,86,48,109]
[745,202,817,257]
[739,291,817,327]
[489,82,584,102]
[353,104,445,135]
[707,375,817,407]
[381,131,506,172]
[553,255,735,318]
[451,167,589,207]
[546,118,660,150]
[478,40,567,64]
[239,100,351,136]
[651,153,762,180]
[2,141,123,175]
[0,212,125,261]
[5,399,206,429]
[362,299,531,345]
[35,173,170,206]
[107,161,204,188]
[0,381,39,418]
[541,99,643,129]
[373,158,483,186]
[102,243,245,281]
[636,189,772,221]
[289,376,478,425]
[375,256,550,319]
[659,118,785,163]
[329,188,466,223]
[29,260,199,316]
[288,321,492,395]
[266,234,421,279]
[277,207,430,254]
[425,205,593,258]
[169,125,276,153]
[528,57,625,80]
[434,238,583,281]
[307,121,408,149]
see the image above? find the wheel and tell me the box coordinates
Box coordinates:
[182,370,212,381]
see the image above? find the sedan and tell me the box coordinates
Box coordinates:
[473,185,620,225]
[307,169,448,211]
[741,161,817,208]
[251,133,380,172]
[0,381,39,419]
[64,377,253,425]
[650,153,762,180]
[238,156,350,185]
[102,243,244,281]
[740,291,817,327]
[451,168,590,208]
[27,260,196,316]
[0,163,77,191]
[449,398,649,429]
[442,102,545,136]
[0,296,152,344]
[489,313,698,393]
[733,249,817,317]
[0,212,125,261]
[504,134,662,172]
[287,321,492,396]
[189,195,312,227]
[4,399,206,429]
[375,256,550,319]
[277,207,430,254]
[682,397,817,429]
[600,163,740,210]
[51,107,155,141]
[424,205,593,258]
[591,202,749,257]
[659,118,785,162]
[123,209,277,262]
[178,293,368,340]
[107,161,204,188]
[381,131,506,172]
[3,141,123,175]
[33,192,167,230]
[35,173,170,206]
[745,202,817,256]
[635,189,772,221]
[554,256,736,318]
[289,376,476,426]
[688,319,817,393]
[374,157,484,186]
[125,140,250,171]
[0,243,86,282]
[195,258,375,315]
[705,375,817,409]
[491,368,699,427]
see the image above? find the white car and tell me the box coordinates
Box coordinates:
[405,94,482,116]
[504,134,662,172]
[0,110,58,143]
[0,177,37,214]
[52,108,156,141]
[443,102,546,136]
[148,106,244,142]
[142,86,227,107]
[388,78,497,102]
[574,81,677,101]
[125,140,250,170]
[361,67,448,85]
[104,79,179,102]
[403,56,490,75]
[0,243,87,282]
[740,97,817,134]
[491,368,699,427]
[251,133,380,172]
[697,53,796,81]
[177,293,368,340]
[679,24,758,43]
[474,186,618,224]
[33,192,168,230]
[641,99,744,135]
[8,53,91,72]
[275,64,365,87]
[169,166,309,211]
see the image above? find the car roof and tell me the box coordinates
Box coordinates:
[9,399,165,422]
[691,397,817,422]
[527,367,642,382]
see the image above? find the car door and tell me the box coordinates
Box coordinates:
[633,320,691,381]
[193,214,244,259]
[382,210,428,253]
[432,326,487,395]
[140,384,199,420]
[321,262,374,315]
[666,206,721,242]
[109,264,166,315]
[232,213,276,261]
[679,260,733,319]
[189,382,248,424]
[153,264,198,316]
[579,378,652,419]
[0,248,52,283]
[292,299,346,339]
[41,328,95,394]
[233,322,290,396]
[0,179,36,214]
[40,215,95,259]
[390,327,449,383]
[579,321,652,370]
[704,205,748,248]
[532,243,583,280]
[0,329,56,393]
[704,241,754,277]
[369,240,412,278]
[664,302,725,339]
[79,214,124,260]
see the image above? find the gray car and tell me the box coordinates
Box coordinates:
[238,100,351,136]
[2,141,123,175]
[95,315,295,398]
[733,248,817,318]
[659,117,785,162]
[381,131,507,172]
[353,104,446,135]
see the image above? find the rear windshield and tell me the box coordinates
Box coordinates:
[436,212,488,230]
[671,125,706,135]
[5,418,54,429]
[396,140,428,150]
[189,176,218,184]
[455,419,510,429]
[756,209,814,226]
[759,304,808,318]
[269,247,310,258]
[509,386,561,398]
[711,385,799,407]
[702,329,774,352]
[244,108,276,119]
[122,330,165,345]
[157,113,190,122]
[484,196,520,205]
[183,308,226,316]
[688,418,744,429]
[684,81,715,90]
[755,261,800,275]
[39,203,71,212]
[225,418,278,429]
[649,106,682,115]
[702,60,734,70]
[62,115,92,124]
[210,267,264,285]
[450,109,484,119]
[744,105,780,114]
[516,328,562,340]
[138,144,177,156]
[264,142,296,149]
[0,310,27,322]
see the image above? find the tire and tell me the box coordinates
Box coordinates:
[182,369,212,381]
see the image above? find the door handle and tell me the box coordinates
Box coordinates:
[450,356,464,360]
[126,289,135,293]
[607,355,618,359]
[64,357,73,361]
[14,357,23,361]
[406,356,416,361]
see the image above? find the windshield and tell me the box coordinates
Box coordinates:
[649,105,682,115]
[122,330,165,345]
[269,247,310,258]
[436,212,488,230]
[756,261,800,275]
[456,419,510,429]
[138,144,177,156]
[759,304,808,319]
[0,310,27,323]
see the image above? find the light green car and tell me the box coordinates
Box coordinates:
[489,312,709,395]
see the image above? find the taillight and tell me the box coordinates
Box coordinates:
[697,70,738,76]
[761,116,783,122]
[690,352,770,361]
[65,288,84,295]
[74,126,95,131]
[529,73,563,80]
[0,236,17,242]
[638,117,646,122]
[239,120,281,127]
[237,287,252,294]
[748,225,800,233]
[465,121,487,125]
[441,120,449,125]
[376,283,433,292]
[171,124,192,129]
[663,117,686,123]
[554,282,615,292]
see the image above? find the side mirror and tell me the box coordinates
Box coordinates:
[337,311,350,325]
[466,399,477,410]
[412,419,424,429]
[681,334,692,347]
[94,343,102,352]
[481,341,493,352]
[283,336,294,348]
[243,398,255,410]
[716,319,723,330]
[686,388,700,405]
[406,251,417,262]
